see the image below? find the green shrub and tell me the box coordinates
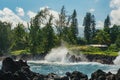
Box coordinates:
[85,46,101,52]
[108,44,119,52]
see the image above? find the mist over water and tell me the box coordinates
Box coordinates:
[113,51,120,65]
[44,44,88,63]
[45,46,70,63]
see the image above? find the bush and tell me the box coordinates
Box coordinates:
[11,50,29,55]
[108,44,119,52]
[85,46,101,52]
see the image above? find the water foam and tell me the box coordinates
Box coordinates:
[113,51,120,65]
[45,46,70,63]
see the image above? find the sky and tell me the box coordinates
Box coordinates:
[0,0,120,35]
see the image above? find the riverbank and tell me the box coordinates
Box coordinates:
[0,57,120,80]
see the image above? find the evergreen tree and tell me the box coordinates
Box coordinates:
[91,15,96,39]
[83,12,96,44]
[12,23,28,50]
[83,12,92,44]
[56,6,66,38]
[115,34,120,48]
[69,10,78,44]
[104,15,111,33]
[0,21,12,54]
[29,9,48,54]
[42,15,56,52]
[110,25,120,43]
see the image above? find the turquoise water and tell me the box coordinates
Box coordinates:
[0,61,120,78]
[28,61,120,78]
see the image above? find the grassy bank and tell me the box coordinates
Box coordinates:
[10,45,118,57]
[69,45,118,56]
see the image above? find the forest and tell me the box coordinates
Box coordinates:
[0,6,120,56]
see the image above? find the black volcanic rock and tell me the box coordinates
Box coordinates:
[70,71,88,80]
[1,57,120,80]
[2,57,19,73]
[91,69,106,80]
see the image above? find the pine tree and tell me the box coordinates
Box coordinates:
[70,10,78,44]
[42,15,56,52]
[110,25,120,43]
[29,9,48,54]
[12,23,27,50]
[91,15,96,39]
[83,12,92,44]
[0,21,12,54]
[104,15,111,33]
[56,6,66,38]
[83,12,96,44]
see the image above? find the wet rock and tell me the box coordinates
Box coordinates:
[14,70,30,80]
[0,72,15,80]
[61,76,69,80]
[1,57,120,80]
[86,54,115,64]
[106,74,116,80]
[1,57,19,73]
[90,69,106,80]
[66,72,71,77]
[115,69,120,80]
[33,74,45,80]
[47,73,60,79]
[70,71,88,80]
[69,55,76,62]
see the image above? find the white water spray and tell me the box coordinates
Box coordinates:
[45,46,70,63]
[113,51,120,65]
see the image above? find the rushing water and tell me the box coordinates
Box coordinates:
[28,61,120,78]
[0,47,120,78]
[28,47,120,78]
[0,60,120,78]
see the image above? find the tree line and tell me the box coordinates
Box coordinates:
[0,6,120,55]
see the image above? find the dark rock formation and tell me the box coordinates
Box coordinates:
[66,53,115,64]
[70,71,88,80]
[85,54,116,64]
[0,57,120,80]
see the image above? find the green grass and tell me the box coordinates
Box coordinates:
[69,45,118,56]
[82,51,118,56]
[11,50,30,55]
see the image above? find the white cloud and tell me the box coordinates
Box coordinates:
[89,8,95,13]
[110,0,120,25]
[27,11,36,18]
[40,6,49,11]
[96,21,104,29]
[110,8,120,25]
[16,7,25,16]
[0,8,27,28]
[110,0,120,8]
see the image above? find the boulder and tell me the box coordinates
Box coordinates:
[70,71,88,80]
[0,72,15,80]
[47,73,60,79]
[90,69,106,80]
[1,57,19,73]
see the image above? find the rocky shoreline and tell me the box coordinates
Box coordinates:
[0,57,120,80]
[0,53,116,64]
